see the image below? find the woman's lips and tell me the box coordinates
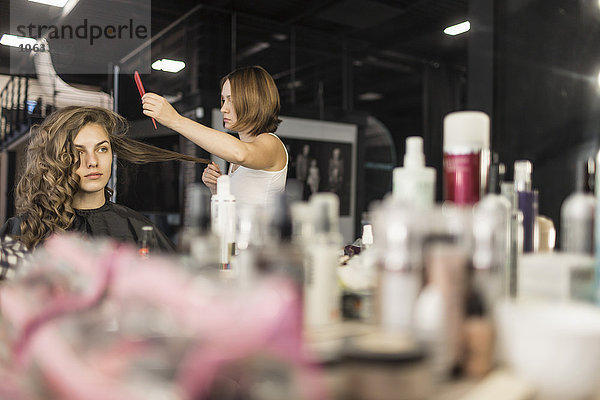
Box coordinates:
[85,173,102,180]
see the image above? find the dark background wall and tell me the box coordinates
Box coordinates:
[493,0,600,244]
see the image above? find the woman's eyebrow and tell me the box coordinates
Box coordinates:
[73,140,109,149]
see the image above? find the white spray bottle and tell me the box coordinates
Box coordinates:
[393,136,436,207]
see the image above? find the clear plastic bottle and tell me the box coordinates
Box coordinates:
[561,158,595,255]
[138,226,154,258]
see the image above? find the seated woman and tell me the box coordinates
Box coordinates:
[0,106,208,252]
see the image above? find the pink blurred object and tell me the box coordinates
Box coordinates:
[0,233,327,400]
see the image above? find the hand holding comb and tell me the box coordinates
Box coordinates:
[134,71,157,129]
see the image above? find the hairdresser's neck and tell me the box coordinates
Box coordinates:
[238,130,254,142]
[72,191,106,210]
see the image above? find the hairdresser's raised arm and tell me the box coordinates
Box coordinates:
[142,93,281,171]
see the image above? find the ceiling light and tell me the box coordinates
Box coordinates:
[358,92,382,101]
[597,71,600,88]
[272,33,288,41]
[152,59,186,73]
[0,34,37,48]
[444,21,471,36]
[28,0,69,7]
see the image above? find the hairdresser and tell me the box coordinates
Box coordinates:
[0,106,208,252]
[142,65,288,208]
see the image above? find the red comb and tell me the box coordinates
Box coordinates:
[134,71,157,129]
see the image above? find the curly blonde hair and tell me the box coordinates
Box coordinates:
[15,106,208,248]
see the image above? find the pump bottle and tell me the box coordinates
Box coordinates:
[393,136,436,207]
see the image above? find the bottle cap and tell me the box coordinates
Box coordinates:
[576,158,595,193]
[361,224,373,246]
[404,136,426,169]
[486,153,504,194]
[514,160,532,191]
[443,111,490,152]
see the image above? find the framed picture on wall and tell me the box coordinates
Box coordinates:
[283,138,352,215]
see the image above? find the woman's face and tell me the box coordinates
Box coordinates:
[220,79,238,130]
[73,123,113,199]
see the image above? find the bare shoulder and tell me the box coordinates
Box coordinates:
[253,133,287,170]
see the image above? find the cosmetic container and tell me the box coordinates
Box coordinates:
[414,205,472,379]
[211,175,236,269]
[138,226,154,258]
[372,199,422,336]
[474,156,512,301]
[303,193,343,327]
[500,180,523,296]
[393,136,436,207]
[514,160,537,253]
[443,111,490,205]
[561,158,595,255]
[179,183,220,271]
[518,252,594,302]
[255,192,304,286]
[233,204,265,285]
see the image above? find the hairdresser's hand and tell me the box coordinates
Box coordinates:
[142,93,182,129]
[202,161,222,195]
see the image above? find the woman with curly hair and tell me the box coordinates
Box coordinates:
[0,106,208,251]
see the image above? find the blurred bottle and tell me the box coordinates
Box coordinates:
[233,204,265,285]
[443,111,490,205]
[474,154,511,301]
[255,193,304,286]
[373,199,422,335]
[514,160,538,253]
[361,224,373,252]
[179,183,220,271]
[415,206,471,380]
[138,226,154,258]
[501,180,524,297]
[211,175,236,270]
[561,158,595,255]
[393,136,436,207]
[303,193,343,328]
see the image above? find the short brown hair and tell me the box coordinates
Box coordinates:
[220,65,281,136]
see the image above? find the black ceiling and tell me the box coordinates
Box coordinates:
[0,0,469,137]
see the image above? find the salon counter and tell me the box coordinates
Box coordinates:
[306,321,540,400]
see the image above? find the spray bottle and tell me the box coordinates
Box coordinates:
[393,136,436,207]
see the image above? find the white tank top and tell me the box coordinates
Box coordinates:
[229,133,288,208]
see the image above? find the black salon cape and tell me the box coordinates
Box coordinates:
[0,201,175,252]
